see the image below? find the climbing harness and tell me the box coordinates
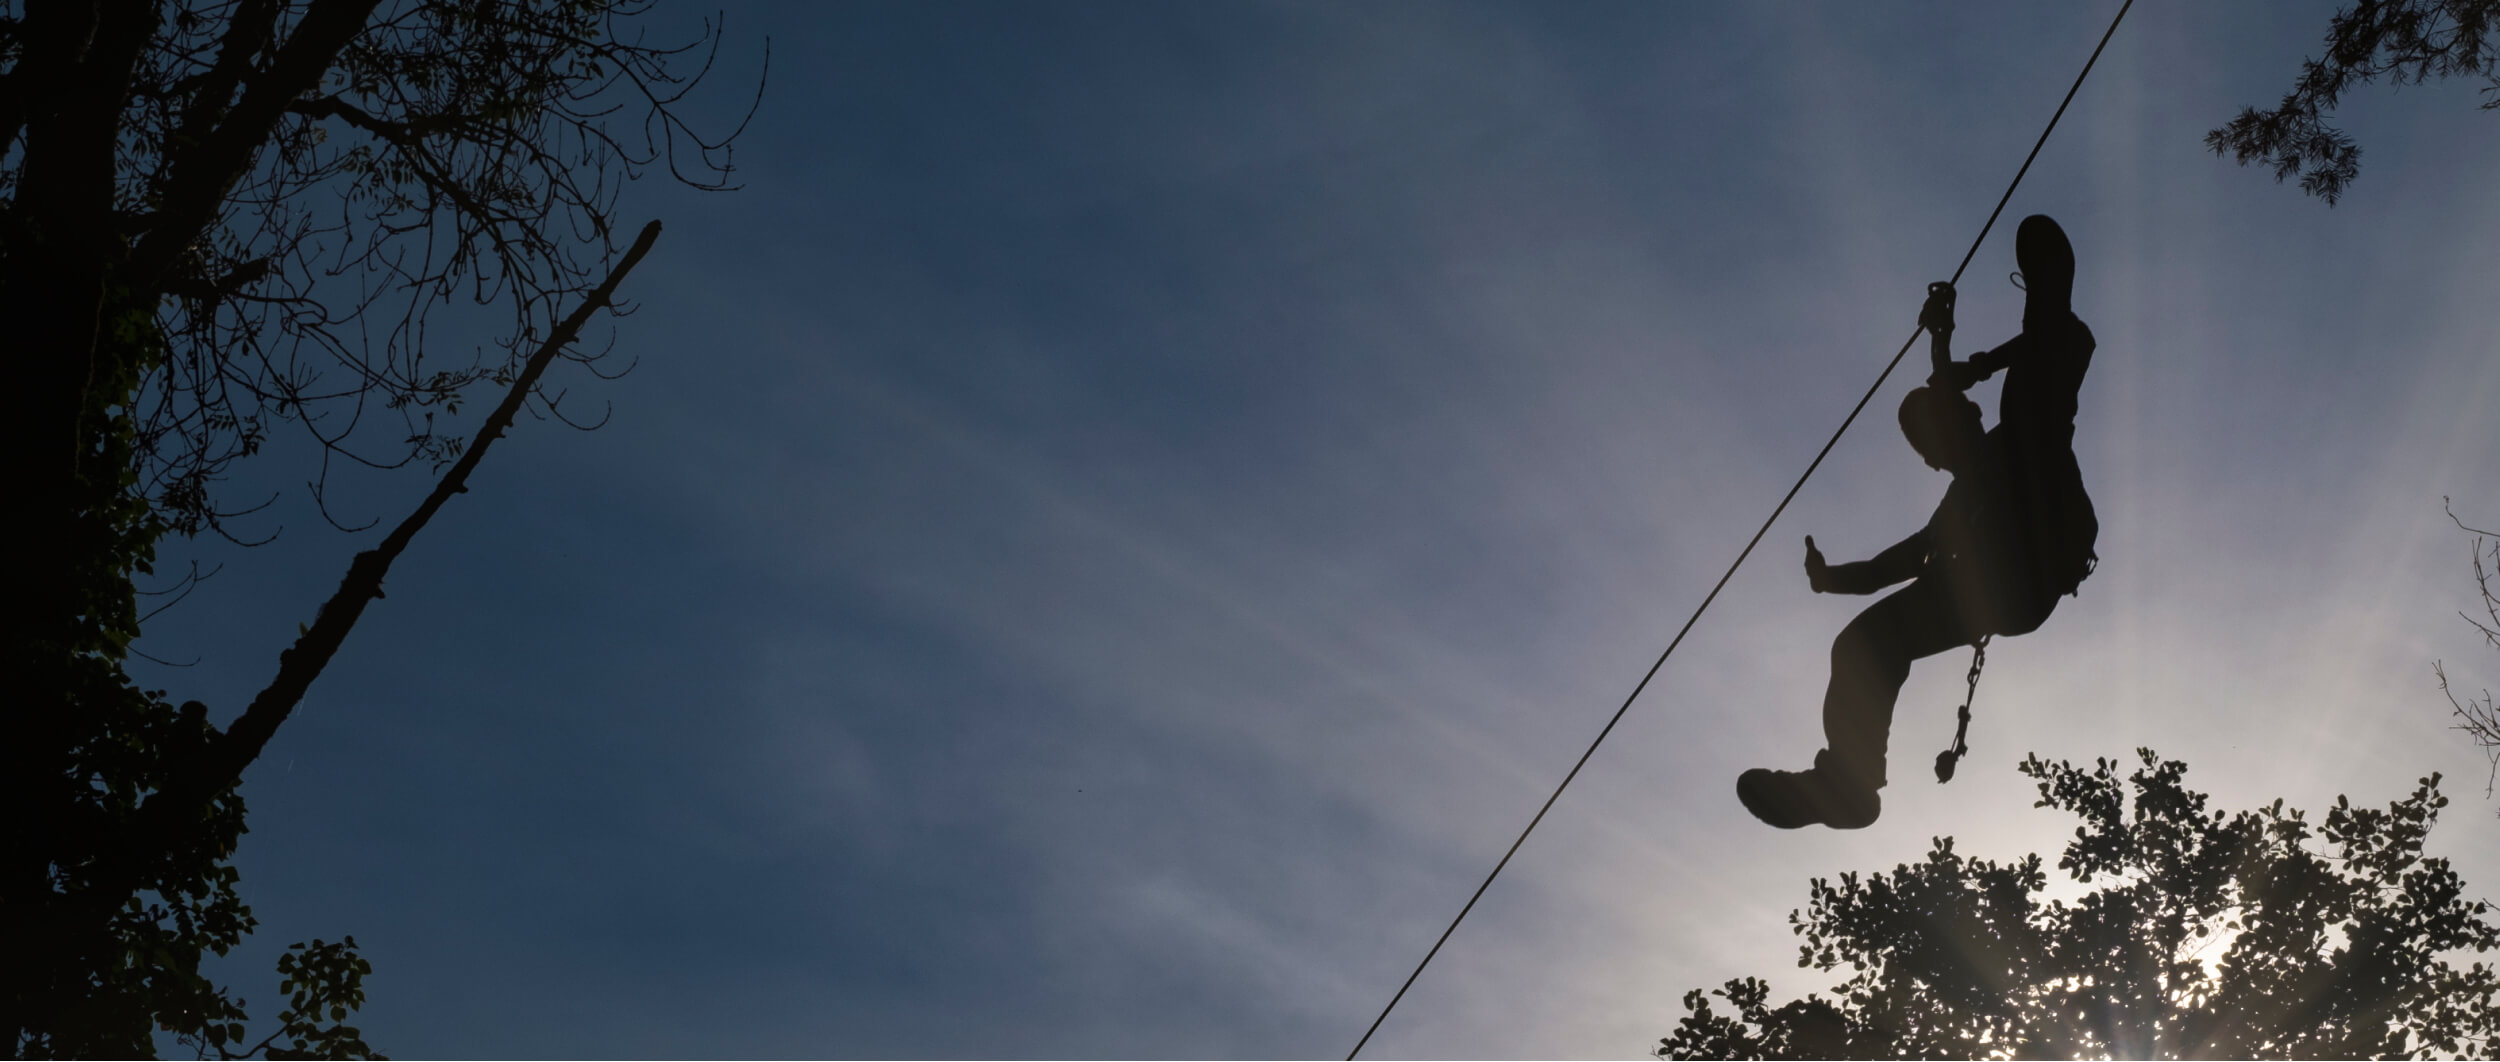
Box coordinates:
[1345,3,2135,1056]
[1934,636,1990,784]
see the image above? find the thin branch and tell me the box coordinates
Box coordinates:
[135,559,225,627]
[2447,495,2500,539]
[2435,662,2500,800]
[134,0,390,284]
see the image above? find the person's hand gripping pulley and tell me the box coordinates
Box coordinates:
[1920,281,1961,387]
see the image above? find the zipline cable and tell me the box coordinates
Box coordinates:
[1344,3,2135,1056]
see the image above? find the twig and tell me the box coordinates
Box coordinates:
[2435,662,2500,800]
[2446,496,2499,539]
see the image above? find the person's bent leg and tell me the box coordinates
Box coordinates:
[1819,575,1979,796]
[1739,575,1979,829]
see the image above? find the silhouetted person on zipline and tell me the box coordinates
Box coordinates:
[1739,215,2099,830]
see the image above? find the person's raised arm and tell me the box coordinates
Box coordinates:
[1964,332,2021,379]
[1929,328,2023,393]
[1922,282,1957,381]
[1917,279,2039,392]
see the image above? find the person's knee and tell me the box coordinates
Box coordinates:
[1829,625,1867,670]
[1833,615,1906,673]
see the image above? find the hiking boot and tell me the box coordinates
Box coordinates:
[1737,766,1881,829]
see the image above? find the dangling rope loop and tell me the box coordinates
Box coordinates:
[1934,635,1990,783]
[1345,3,2135,1056]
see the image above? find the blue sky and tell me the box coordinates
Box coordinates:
[133,1,2500,1057]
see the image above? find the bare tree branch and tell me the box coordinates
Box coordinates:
[2436,498,2500,812]
[129,219,661,883]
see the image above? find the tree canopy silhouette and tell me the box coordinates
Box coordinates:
[1663,751,2500,1060]
[2209,0,2498,204]
[1,1,755,1054]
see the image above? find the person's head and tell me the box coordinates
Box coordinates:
[2015,214,2075,320]
[1898,386,1984,473]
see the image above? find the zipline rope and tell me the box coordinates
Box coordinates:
[1345,3,2136,1056]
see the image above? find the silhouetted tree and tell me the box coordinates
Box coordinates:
[1,1,755,1054]
[2438,500,2500,810]
[2208,0,2498,204]
[1662,751,2500,1059]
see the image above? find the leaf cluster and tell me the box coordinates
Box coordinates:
[1662,751,2500,1059]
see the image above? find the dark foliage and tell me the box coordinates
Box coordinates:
[1663,751,2500,1059]
[2208,0,2498,204]
[0,1,751,1054]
